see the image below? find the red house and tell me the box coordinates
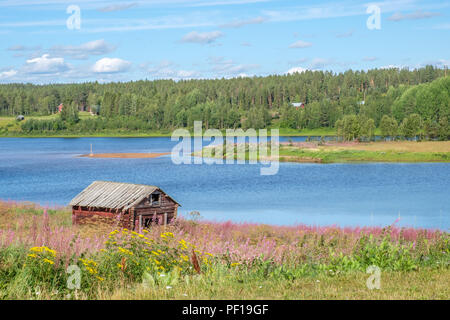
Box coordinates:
[291,102,305,110]
[57,103,63,112]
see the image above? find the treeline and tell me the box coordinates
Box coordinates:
[335,114,449,141]
[0,66,448,138]
[20,117,158,134]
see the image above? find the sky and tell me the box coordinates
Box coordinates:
[0,0,449,84]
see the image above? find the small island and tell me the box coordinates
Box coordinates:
[196,140,450,163]
[79,152,170,159]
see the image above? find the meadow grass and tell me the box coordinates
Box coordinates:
[0,201,448,300]
[198,140,450,163]
[278,147,450,163]
[106,268,449,300]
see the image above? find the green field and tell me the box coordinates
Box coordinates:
[0,202,448,300]
[278,146,450,163]
[197,140,450,163]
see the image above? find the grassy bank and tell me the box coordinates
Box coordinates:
[197,141,450,163]
[0,201,448,300]
[279,141,450,163]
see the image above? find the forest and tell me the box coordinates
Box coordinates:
[0,66,448,140]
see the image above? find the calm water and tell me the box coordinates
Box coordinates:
[0,137,448,230]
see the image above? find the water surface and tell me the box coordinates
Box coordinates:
[0,137,448,230]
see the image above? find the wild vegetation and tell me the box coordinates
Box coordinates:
[0,201,448,299]
[0,67,448,139]
[197,140,450,163]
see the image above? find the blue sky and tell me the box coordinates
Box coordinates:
[0,0,449,83]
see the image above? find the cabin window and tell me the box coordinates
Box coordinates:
[150,193,160,206]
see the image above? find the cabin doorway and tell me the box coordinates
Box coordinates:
[142,216,154,228]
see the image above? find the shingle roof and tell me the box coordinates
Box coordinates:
[69,181,176,210]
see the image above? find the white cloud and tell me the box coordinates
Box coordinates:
[423,59,450,68]
[92,57,131,73]
[289,40,312,49]
[388,10,441,21]
[24,54,69,74]
[433,23,450,30]
[220,16,267,28]
[7,45,41,51]
[51,39,116,60]
[98,2,138,12]
[208,56,259,77]
[380,65,402,70]
[181,31,223,44]
[0,69,18,79]
[363,57,378,62]
[0,0,269,9]
[286,67,307,75]
[309,58,333,70]
[145,60,200,80]
[336,30,354,38]
[288,58,308,65]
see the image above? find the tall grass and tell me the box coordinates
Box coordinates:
[0,201,448,299]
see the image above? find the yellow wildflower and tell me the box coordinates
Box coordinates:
[180,255,189,262]
[43,258,54,265]
[86,267,97,274]
[117,247,133,255]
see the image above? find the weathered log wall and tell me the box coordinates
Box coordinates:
[72,192,178,230]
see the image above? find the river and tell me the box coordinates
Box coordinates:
[0,137,448,230]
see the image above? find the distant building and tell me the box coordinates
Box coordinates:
[291,102,305,109]
[16,115,25,121]
[57,103,63,112]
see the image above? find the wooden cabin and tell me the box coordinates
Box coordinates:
[69,181,180,229]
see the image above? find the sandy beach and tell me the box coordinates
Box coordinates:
[79,152,170,159]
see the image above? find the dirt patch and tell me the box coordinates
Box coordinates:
[262,155,323,163]
[79,152,170,159]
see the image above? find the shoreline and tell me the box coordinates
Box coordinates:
[0,128,338,138]
[0,133,335,138]
[196,141,450,164]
